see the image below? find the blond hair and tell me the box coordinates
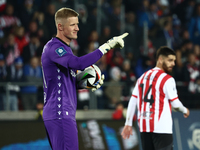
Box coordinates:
[55,8,79,28]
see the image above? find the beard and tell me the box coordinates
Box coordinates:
[162,62,173,74]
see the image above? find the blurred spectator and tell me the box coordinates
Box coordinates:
[172,14,182,49]
[0,54,7,80]
[85,41,96,54]
[175,40,193,69]
[1,33,20,66]
[185,0,196,26]
[70,39,79,56]
[140,39,156,66]
[193,44,200,67]
[0,0,6,13]
[7,57,24,82]
[14,26,29,54]
[125,51,136,69]
[87,30,99,51]
[51,0,66,11]
[0,54,7,110]
[99,26,111,45]
[136,0,149,15]
[26,20,38,36]
[174,40,194,81]
[107,49,124,71]
[82,30,100,55]
[0,4,21,38]
[156,0,170,17]
[44,3,57,38]
[125,11,137,34]
[19,0,38,30]
[20,56,42,110]
[180,29,190,43]
[134,55,153,79]
[125,11,140,54]
[76,4,88,25]
[76,4,91,56]
[185,52,200,93]
[21,33,43,64]
[37,28,48,46]
[105,66,122,109]
[182,52,200,108]
[33,12,49,44]
[156,19,174,49]
[112,102,124,120]
[148,2,159,24]
[87,5,108,33]
[188,4,200,44]
[121,59,136,101]
[5,57,24,111]
[137,0,155,29]
[112,101,137,121]
[108,6,121,36]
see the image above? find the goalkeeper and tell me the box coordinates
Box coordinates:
[41,7,128,150]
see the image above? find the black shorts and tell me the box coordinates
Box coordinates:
[140,132,173,150]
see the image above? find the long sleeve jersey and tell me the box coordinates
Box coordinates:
[41,37,103,121]
[125,67,187,133]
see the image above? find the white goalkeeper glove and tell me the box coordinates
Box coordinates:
[99,32,129,54]
[91,74,105,92]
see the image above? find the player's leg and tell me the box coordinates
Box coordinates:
[63,118,79,149]
[152,133,173,150]
[44,119,65,150]
[44,126,53,149]
[44,118,79,150]
[140,132,155,150]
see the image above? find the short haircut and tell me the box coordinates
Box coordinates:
[156,46,176,61]
[55,8,79,27]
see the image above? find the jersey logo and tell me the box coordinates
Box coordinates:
[55,47,67,57]
[71,70,76,77]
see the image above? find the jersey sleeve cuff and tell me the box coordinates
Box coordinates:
[98,48,105,55]
[183,107,187,114]
[125,120,132,126]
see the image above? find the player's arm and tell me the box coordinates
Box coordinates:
[170,99,190,118]
[165,78,190,118]
[48,43,102,70]
[121,95,137,139]
[50,33,129,70]
[68,32,129,70]
[121,81,138,139]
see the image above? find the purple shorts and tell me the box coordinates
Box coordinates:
[44,118,78,150]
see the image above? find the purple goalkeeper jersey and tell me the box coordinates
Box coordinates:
[41,37,103,121]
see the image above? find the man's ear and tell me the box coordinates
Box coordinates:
[158,56,164,64]
[57,23,63,31]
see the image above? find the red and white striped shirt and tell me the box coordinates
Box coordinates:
[0,15,21,28]
[125,67,186,134]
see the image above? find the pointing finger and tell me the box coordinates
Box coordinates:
[119,32,129,39]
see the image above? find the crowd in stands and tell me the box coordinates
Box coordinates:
[0,0,200,112]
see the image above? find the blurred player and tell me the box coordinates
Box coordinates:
[121,46,190,150]
[41,7,128,150]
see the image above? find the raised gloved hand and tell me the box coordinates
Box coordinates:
[91,74,105,92]
[99,32,129,54]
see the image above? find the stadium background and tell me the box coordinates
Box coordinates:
[0,0,200,149]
